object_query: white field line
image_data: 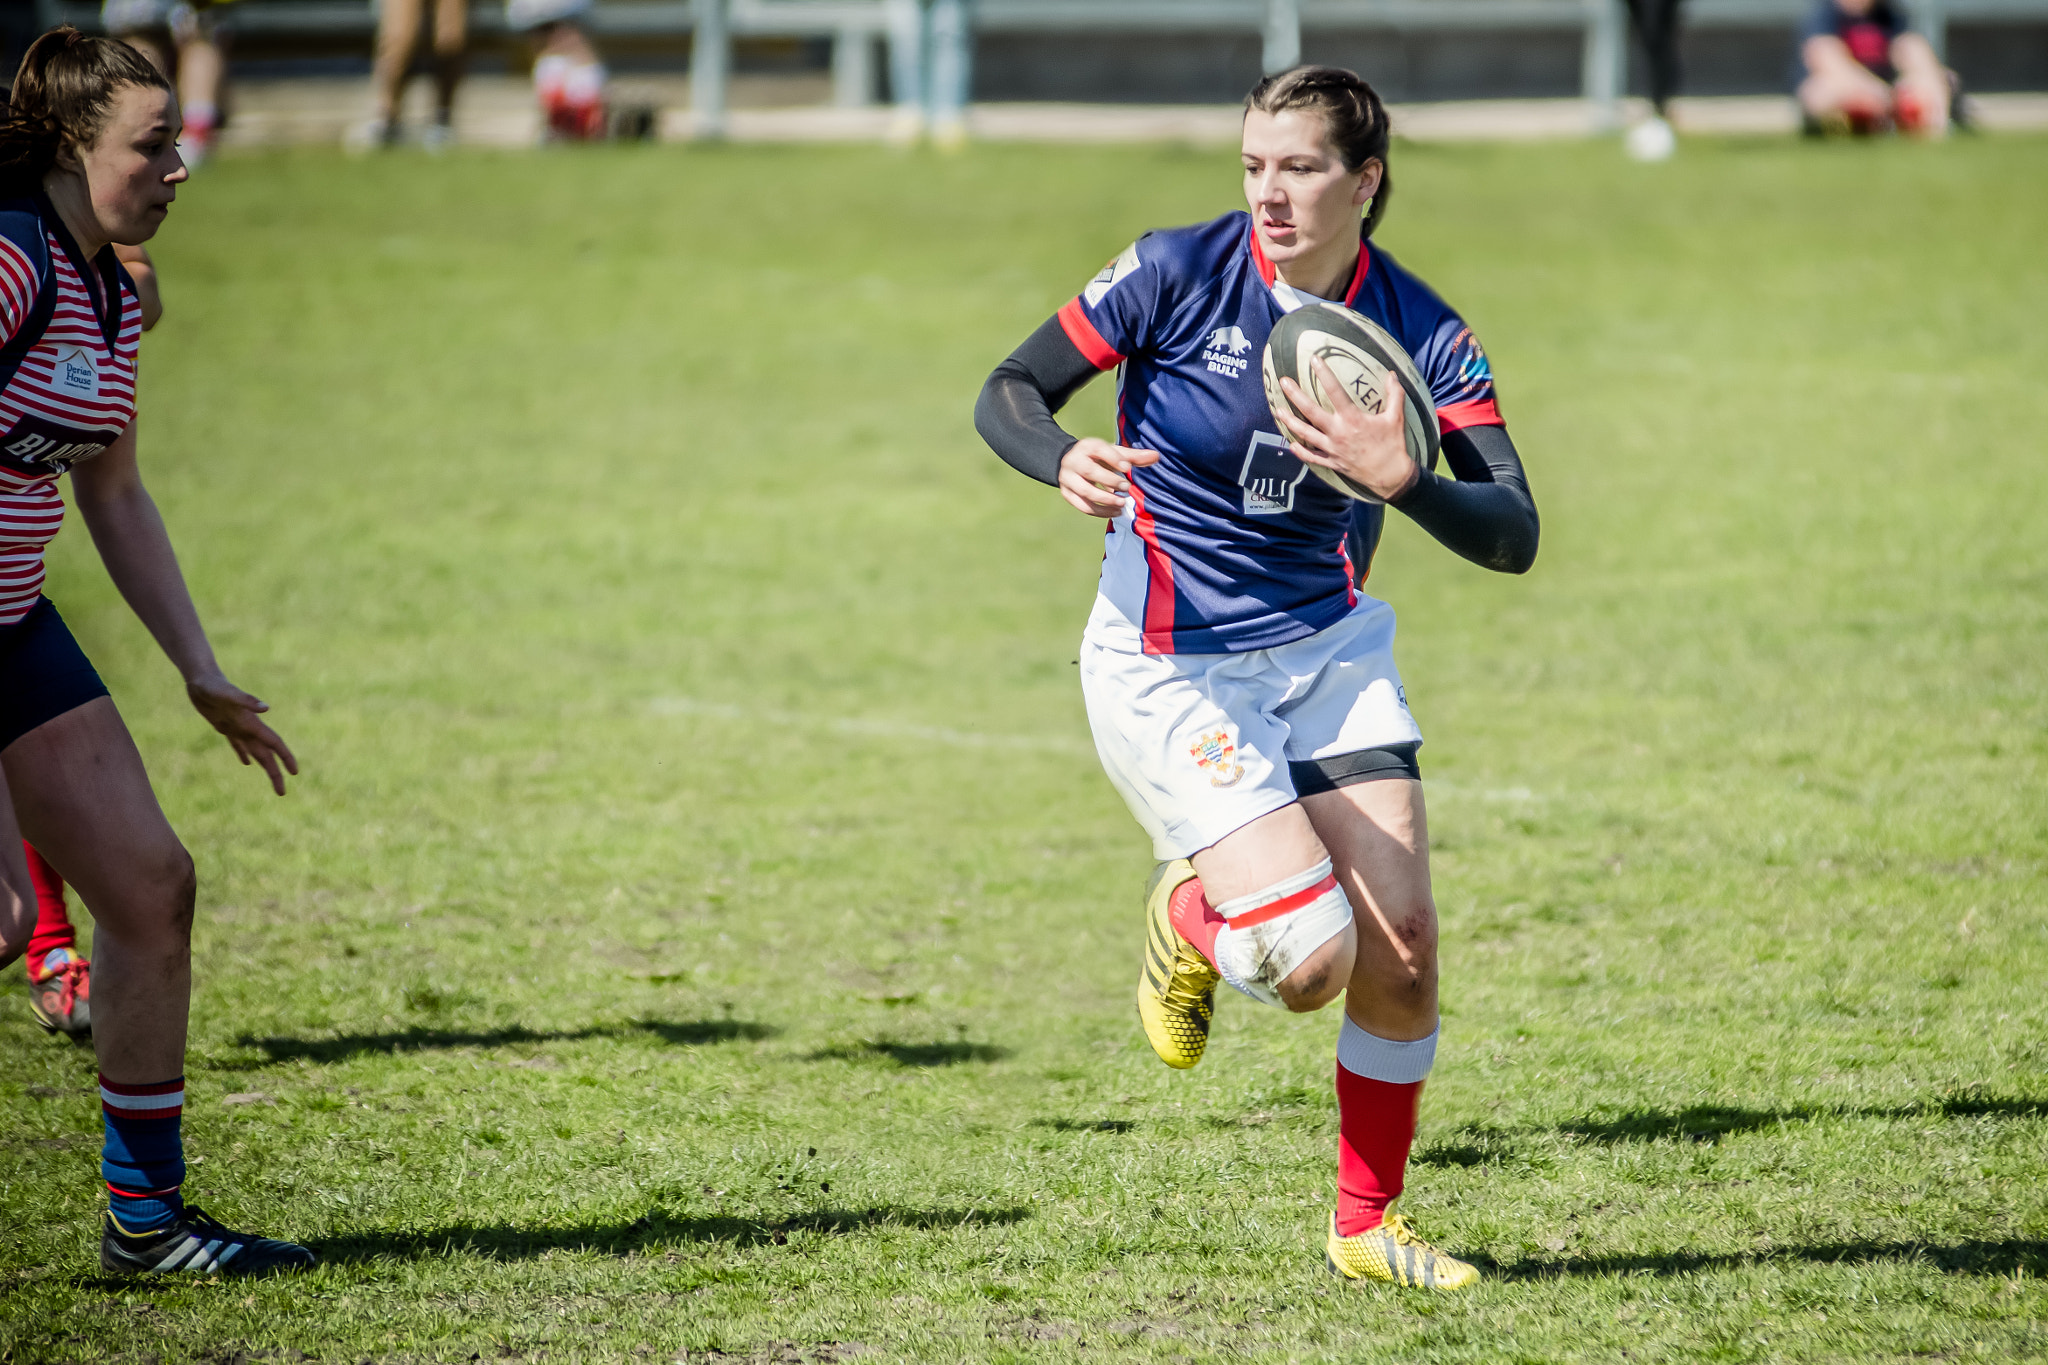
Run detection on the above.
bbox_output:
[648,697,1095,756]
[649,697,1547,799]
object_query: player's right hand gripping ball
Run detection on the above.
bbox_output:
[1262,301,1439,504]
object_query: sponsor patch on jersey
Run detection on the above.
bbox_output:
[1082,241,1142,307]
[53,346,98,398]
[1189,726,1246,788]
[1238,431,1305,516]
[1455,330,1492,388]
[0,413,113,477]
[1202,325,1251,379]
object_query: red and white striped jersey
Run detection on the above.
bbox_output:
[0,222,141,626]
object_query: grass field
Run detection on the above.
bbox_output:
[1,128,2045,1363]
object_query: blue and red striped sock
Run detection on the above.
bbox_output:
[100,1075,186,1234]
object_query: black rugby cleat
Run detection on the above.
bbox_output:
[101,1204,317,1277]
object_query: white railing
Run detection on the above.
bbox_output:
[38,0,2048,132]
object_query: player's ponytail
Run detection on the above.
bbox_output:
[1244,66,1394,238]
[0,27,173,198]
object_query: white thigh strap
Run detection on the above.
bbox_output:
[1212,859,1352,1006]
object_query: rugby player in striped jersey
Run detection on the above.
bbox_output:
[16,244,157,1041]
[0,29,312,1275]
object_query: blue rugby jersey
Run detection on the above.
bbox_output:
[1058,210,1503,655]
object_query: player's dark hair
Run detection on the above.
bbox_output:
[1244,66,1393,238]
[0,27,172,197]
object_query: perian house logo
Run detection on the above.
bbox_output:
[55,347,97,398]
[1202,325,1252,379]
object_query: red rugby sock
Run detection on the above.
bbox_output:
[24,842,77,965]
[1334,1066,1423,1236]
[1167,875,1225,968]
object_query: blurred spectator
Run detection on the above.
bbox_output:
[103,0,230,164]
[0,1,40,85]
[507,0,607,142]
[1623,0,1684,160]
[1797,0,1955,137]
[357,0,467,150]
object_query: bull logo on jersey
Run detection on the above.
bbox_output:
[1189,727,1245,788]
[1239,431,1306,516]
[1202,326,1252,380]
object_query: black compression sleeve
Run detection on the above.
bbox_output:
[974,315,1102,487]
[1388,424,1540,573]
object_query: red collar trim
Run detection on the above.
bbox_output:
[1248,220,1373,304]
[1249,221,1276,285]
[1342,237,1372,305]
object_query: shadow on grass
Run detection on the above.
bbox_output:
[807,1040,1009,1067]
[1487,1236,2048,1281]
[1035,1118,1137,1133]
[317,1204,1031,1264]
[1428,1095,2048,1155]
[219,1018,777,1067]
[1555,1095,2048,1144]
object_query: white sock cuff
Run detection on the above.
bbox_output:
[1336,1017,1439,1084]
[1213,858,1334,920]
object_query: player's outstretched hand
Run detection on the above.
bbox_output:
[1278,359,1419,503]
[186,672,300,796]
[1059,438,1162,519]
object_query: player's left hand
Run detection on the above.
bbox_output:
[1277,358,1419,503]
[186,672,300,796]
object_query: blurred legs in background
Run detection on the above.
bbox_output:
[362,0,468,150]
[103,0,232,164]
[1623,0,1683,159]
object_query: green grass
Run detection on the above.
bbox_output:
[2,129,2046,1363]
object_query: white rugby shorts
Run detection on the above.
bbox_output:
[1079,593,1423,861]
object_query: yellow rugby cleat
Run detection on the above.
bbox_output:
[1325,1204,1481,1291]
[1137,860,1221,1069]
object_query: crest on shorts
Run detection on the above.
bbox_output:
[1189,727,1245,788]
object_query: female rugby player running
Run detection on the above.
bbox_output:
[976,66,1538,1290]
[0,29,313,1275]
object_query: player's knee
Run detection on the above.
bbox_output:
[1212,859,1353,1008]
[1352,899,1436,987]
[126,842,197,948]
[1277,951,1349,1013]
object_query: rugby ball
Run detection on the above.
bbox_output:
[1261,302,1439,504]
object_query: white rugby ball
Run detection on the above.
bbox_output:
[1261,302,1439,504]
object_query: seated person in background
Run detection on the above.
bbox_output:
[507,0,609,141]
[1797,0,1955,137]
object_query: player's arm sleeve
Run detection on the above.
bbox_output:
[974,237,1160,488]
[1388,424,1539,573]
[974,315,1103,488]
[0,237,35,345]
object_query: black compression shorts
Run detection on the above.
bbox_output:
[1290,742,1421,795]
[0,597,110,751]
